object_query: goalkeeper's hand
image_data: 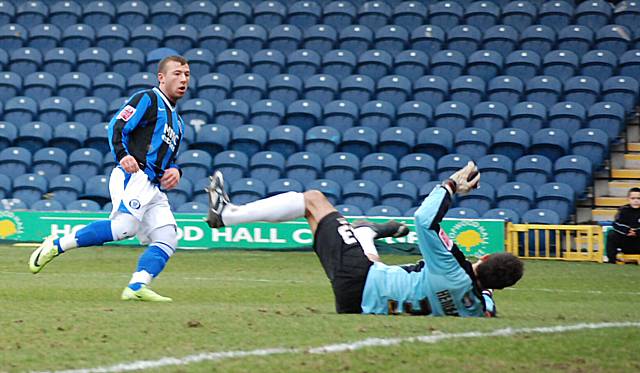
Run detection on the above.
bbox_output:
[446,161,480,194]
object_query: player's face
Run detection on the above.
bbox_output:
[158,61,190,102]
[628,192,640,208]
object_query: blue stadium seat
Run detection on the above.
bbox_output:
[410,25,445,57]
[58,72,91,102]
[374,25,409,55]
[199,25,233,55]
[418,181,443,201]
[61,24,95,53]
[266,125,304,157]
[31,199,64,211]
[190,124,230,156]
[501,1,537,32]
[338,25,373,55]
[525,76,562,108]
[305,126,340,158]
[130,24,163,54]
[393,50,429,81]
[430,50,466,82]
[586,101,626,140]
[218,0,251,28]
[558,25,595,56]
[564,76,601,108]
[554,154,593,199]
[360,152,397,188]
[82,1,116,30]
[520,25,556,56]
[287,49,321,79]
[177,150,212,182]
[359,100,394,133]
[230,178,266,204]
[491,128,530,161]
[602,76,639,113]
[10,47,42,76]
[482,25,519,56]
[214,150,249,186]
[342,179,379,212]
[116,0,148,28]
[50,122,86,154]
[215,99,250,128]
[340,75,375,107]
[530,128,570,163]
[268,74,302,106]
[483,207,520,223]
[230,124,267,158]
[23,72,57,103]
[391,2,427,31]
[496,182,535,217]
[93,73,125,104]
[323,152,359,183]
[68,148,102,178]
[250,99,285,131]
[0,1,15,26]
[428,1,463,28]
[0,121,17,150]
[450,76,486,108]
[571,128,609,168]
[322,49,356,80]
[437,153,472,180]
[150,0,182,28]
[514,154,553,188]
[335,204,363,216]
[64,199,100,211]
[504,50,541,82]
[0,24,27,51]
[613,1,640,30]
[445,207,480,219]
[379,180,417,213]
[447,25,482,58]
[595,24,631,56]
[356,49,393,81]
[538,1,574,32]
[376,75,411,107]
[183,0,217,30]
[95,24,129,54]
[73,96,107,128]
[357,1,392,30]
[535,182,575,223]
[286,100,322,132]
[15,1,48,28]
[285,151,322,184]
[467,50,503,82]
[575,0,612,30]
[303,24,338,55]
[548,102,587,136]
[0,72,22,103]
[322,1,357,30]
[477,154,513,189]
[288,1,321,29]
[268,24,303,55]
[252,49,285,77]
[13,173,47,207]
[0,173,10,200]
[4,97,38,125]
[181,98,215,129]
[233,24,268,54]
[0,146,31,176]
[28,24,61,53]
[176,202,208,213]
[456,182,495,216]
[82,174,110,206]
[323,100,358,133]
[232,73,266,105]
[303,74,338,105]
[189,178,215,205]
[619,49,640,77]
[522,208,561,225]
[471,101,508,135]
[398,153,435,186]
[433,101,471,134]
[198,73,231,103]
[249,151,285,185]
[378,127,415,159]
[216,49,251,79]
[254,1,286,29]
[340,127,378,159]
[32,147,66,181]
[77,47,110,78]
[396,101,432,134]
[306,179,341,205]
[112,47,145,77]
[16,122,52,153]
[542,50,579,81]
[454,127,492,159]
[43,48,76,76]
[85,122,109,155]
[415,127,454,159]
[465,1,500,29]
[166,177,192,211]
[267,178,305,196]
[509,101,547,137]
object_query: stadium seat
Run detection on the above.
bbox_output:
[285,151,322,184]
[360,152,397,188]
[509,101,547,137]
[520,25,556,56]
[43,47,76,76]
[437,154,472,181]
[393,50,429,82]
[286,100,322,132]
[268,24,303,54]
[177,150,212,182]
[342,179,379,212]
[464,1,500,29]
[95,24,129,54]
[375,75,411,107]
[548,102,587,137]
[303,74,338,106]
[378,127,415,159]
[130,24,163,54]
[340,75,376,107]
[501,1,537,32]
[542,50,579,81]
[467,50,503,82]
[77,47,111,78]
[379,180,417,214]
[338,25,373,56]
[215,99,250,128]
[504,50,541,82]
[602,76,639,113]
[249,151,285,186]
[198,73,231,103]
[396,101,432,134]
[445,207,480,219]
[322,49,356,80]
[0,147,31,178]
[496,182,535,217]
[538,1,574,32]
[447,25,482,58]
[82,1,116,30]
[433,101,471,134]
[0,173,10,200]
[0,72,22,103]
[93,73,125,104]
[575,0,612,30]
[183,0,216,30]
[305,179,341,205]
[558,25,595,56]
[180,98,214,130]
[57,72,91,102]
[564,77,601,108]
[335,204,363,216]
[595,25,631,56]
[454,127,492,159]
[477,154,513,189]
[430,50,466,82]
[0,24,27,51]
[28,24,62,53]
[302,24,337,55]
[0,121,17,150]
[31,199,64,212]
[61,24,96,53]
[66,199,101,212]
[232,73,266,105]
[251,49,285,77]
[483,207,520,223]
[522,208,561,224]
[288,1,321,29]
[571,128,609,169]
[199,25,233,55]
[13,173,47,207]
[10,47,42,76]
[357,49,393,81]
[214,150,249,186]
[554,155,593,199]
[613,0,640,29]
[357,1,391,30]
[112,47,145,77]
[323,100,358,133]
[116,0,149,28]
[514,154,553,188]
[265,125,304,158]
[267,178,304,196]
[230,124,267,158]
[619,49,640,78]
[491,128,530,161]
[68,148,102,179]
[415,127,454,160]
[16,122,52,154]
[218,0,251,28]
[450,76,486,108]
[391,1,426,31]
[304,126,340,158]
[287,49,321,80]
[358,100,395,133]
[216,49,250,79]
[233,24,268,54]
[471,101,508,135]
[398,153,435,186]
[15,1,48,28]
[417,181,444,202]
[0,2,16,26]
[456,182,496,216]
[85,123,110,155]
[150,0,182,28]
[374,25,409,55]
[0,198,28,210]
[165,177,192,211]
[176,201,208,213]
[190,124,230,156]
[268,74,302,106]
[339,127,378,159]
[525,76,562,108]
[32,147,66,181]
[230,178,266,204]
[428,1,463,28]
[23,72,57,104]
[587,101,626,140]
[82,175,109,206]
[323,152,359,184]
[4,97,38,125]
[482,25,519,56]
[254,1,286,29]
[322,1,357,30]
[74,97,107,127]
[410,25,445,57]
[249,99,284,131]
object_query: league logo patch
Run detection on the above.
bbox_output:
[117,105,136,121]
[129,199,141,209]
[438,228,453,250]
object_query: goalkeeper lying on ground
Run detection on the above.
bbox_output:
[205,161,523,316]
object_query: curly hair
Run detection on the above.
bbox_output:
[475,253,524,290]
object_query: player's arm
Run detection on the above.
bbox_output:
[612,207,633,236]
[108,92,152,173]
[482,289,497,317]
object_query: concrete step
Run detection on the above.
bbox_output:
[624,153,640,169]
[609,181,640,197]
[595,196,627,207]
[592,208,617,222]
[611,169,640,179]
[628,142,640,152]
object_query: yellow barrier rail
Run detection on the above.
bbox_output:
[506,223,604,262]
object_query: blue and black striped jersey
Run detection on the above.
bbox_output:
[108,87,184,186]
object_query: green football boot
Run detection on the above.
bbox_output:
[29,236,59,274]
[121,285,173,302]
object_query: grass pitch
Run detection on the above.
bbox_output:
[1,244,639,372]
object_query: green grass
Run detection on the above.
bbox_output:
[1,244,639,372]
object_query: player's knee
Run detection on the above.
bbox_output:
[303,190,327,206]
[148,224,178,257]
[111,213,140,240]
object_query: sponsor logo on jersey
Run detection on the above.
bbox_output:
[438,228,453,250]
[129,199,141,209]
[162,123,179,152]
[117,105,136,121]
[436,289,459,316]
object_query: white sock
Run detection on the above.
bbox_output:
[353,227,379,260]
[221,192,306,225]
[58,235,78,252]
[129,270,152,285]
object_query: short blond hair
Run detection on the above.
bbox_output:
[158,55,189,74]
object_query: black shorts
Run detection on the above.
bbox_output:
[313,211,373,314]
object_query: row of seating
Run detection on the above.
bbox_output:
[1,0,638,33]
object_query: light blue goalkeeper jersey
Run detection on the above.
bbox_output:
[361,185,487,317]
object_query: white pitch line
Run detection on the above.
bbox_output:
[38,321,640,373]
